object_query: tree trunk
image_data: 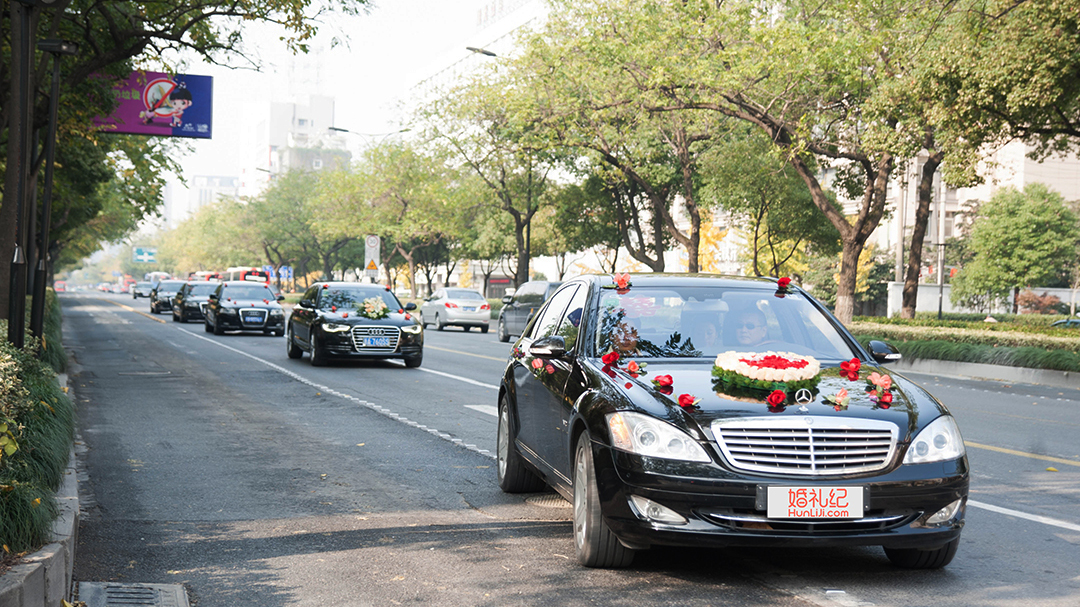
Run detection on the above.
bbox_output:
[901,149,943,319]
[835,240,864,323]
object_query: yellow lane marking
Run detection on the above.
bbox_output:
[97,298,166,324]
[424,344,505,362]
[965,441,1080,468]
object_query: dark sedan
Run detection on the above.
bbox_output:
[149,280,187,314]
[203,281,285,336]
[285,282,423,367]
[498,274,967,569]
[171,281,221,323]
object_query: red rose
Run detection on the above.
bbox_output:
[331,306,337,312]
[653,374,673,387]
[342,312,349,318]
[678,393,699,408]
[602,351,620,366]
[777,277,791,289]
[602,366,617,378]
[766,390,786,406]
[880,392,893,404]
[658,385,673,395]
[546,364,556,374]
[531,359,544,370]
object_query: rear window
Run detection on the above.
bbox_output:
[446,289,485,301]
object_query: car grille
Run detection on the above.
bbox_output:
[199,303,208,315]
[697,508,918,533]
[351,326,401,353]
[239,309,268,326]
[711,417,898,476]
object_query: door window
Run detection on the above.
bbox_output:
[528,286,578,340]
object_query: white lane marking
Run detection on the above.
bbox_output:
[968,499,1080,532]
[418,367,499,391]
[175,327,495,459]
[465,405,498,417]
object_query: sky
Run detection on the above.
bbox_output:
[170,0,492,184]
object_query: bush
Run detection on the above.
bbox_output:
[847,321,1080,351]
[0,303,75,554]
[854,336,1080,373]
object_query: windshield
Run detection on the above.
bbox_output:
[224,285,278,300]
[595,286,856,362]
[319,288,401,311]
[446,289,485,301]
[188,283,219,296]
[157,281,186,292]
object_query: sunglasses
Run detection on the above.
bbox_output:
[739,322,763,330]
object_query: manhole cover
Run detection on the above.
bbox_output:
[526,494,571,508]
[78,582,189,607]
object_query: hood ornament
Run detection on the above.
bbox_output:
[795,388,813,413]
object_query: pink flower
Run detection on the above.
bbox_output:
[777,277,791,289]
[531,359,544,370]
[868,372,892,391]
[766,390,786,407]
[613,273,631,290]
[602,351,620,366]
[835,388,848,401]
[627,360,640,374]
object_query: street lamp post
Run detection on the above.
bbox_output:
[328,126,411,148]
[28,39,78,341]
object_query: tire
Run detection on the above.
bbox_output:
[420,313,428,328]
[171,310,179,322]
[310,333,327,367]
[150,303,158,314]
[204,319,213,333]
[274,329,285,337]
[573,432,635,568]
[213,316,225,335]
[884,537,960,569]
[481,325,489,334]
[286,325,303,359]
[498,317,510,343]
[404,352,423,368]
[497,396,546,493]
[435,313,445,331]
[462,326,470,332]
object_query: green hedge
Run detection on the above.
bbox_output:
[848,321,1080,352]
[854,336,1080,374]
[0,292,75,554]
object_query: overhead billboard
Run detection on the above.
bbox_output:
[95,71,213,139]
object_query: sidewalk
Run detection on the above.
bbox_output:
[888,358,1080,391]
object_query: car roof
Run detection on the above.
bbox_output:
[570,273,782,288]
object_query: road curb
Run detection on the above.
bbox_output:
[0,376,79,607]
[889,358,1080,390]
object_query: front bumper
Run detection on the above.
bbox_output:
[318,327,423,359]
[216,310,285,331]
[592,442,968,551]
[442,309,490,327]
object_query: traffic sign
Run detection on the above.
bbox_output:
[281,266,293,280]
[133,247,157,263]
[364,234,380,278]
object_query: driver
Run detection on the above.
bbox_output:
[734,308,770,347]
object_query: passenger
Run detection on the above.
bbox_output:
[693,320,719,350]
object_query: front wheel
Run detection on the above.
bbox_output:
[213,317,225,335]
[404,352,423,368]
[310,333,327,367]
[573,432,635,568]
[498,318,510,343]
[481,325,489,334]
[204,318,213,333]
[435,313,445,331]
[883,537,960,569]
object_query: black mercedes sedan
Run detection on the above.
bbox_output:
[203,281,286,336]
[498,274,967,569]
[285,282,423,367]
[171,281,221,323]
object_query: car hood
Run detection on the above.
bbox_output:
[317,310,418,325]
[593,360,946,443]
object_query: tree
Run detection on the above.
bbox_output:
[951,184,1079,313]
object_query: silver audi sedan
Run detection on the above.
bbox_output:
[420,288,491,332]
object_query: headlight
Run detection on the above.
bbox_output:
[903,415,965,464]
[186,301,200,308]
[323,323,351,333]
[219,307,237,315]
[269,309,284,317]
[606,411,711,463]
[401,324,422,334]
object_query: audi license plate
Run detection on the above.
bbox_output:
[363,337,391,348]
[241,312,262,322]
[766,486,863,519]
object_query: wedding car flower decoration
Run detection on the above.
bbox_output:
[866,372,894,407]
[603,273,633,294]
[677,393,701,410]
[766,389,787,410]
[823,387,850,411]
[358,297,390,320]
[774,276,792,298]
[840,358,861,381]
[651,374,674,395]
[712,351,822,392]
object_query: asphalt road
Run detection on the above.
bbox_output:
[65,292,1080,606]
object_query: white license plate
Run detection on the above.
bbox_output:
[363,337,391,348]
[463,306,476,312]
[241,313,262,321]
[766,486,863,519]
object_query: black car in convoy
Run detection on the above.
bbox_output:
[498,274,968,569]
[203,281,285,336]
[149,280,187,314]
[285,282,423,367]
[171,281,221,323]
[497,280,562,343]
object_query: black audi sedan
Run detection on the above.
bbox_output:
[149,280,187,314]
[171,281,221,323]
[285,282,423,367]
[498,274,968,569]
[203,281,286,336]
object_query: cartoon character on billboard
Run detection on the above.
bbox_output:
[138,77,194,127]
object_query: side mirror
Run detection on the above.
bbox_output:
[529,335,568,359]
[276,295,285,302]
[502,295,513,305]
[867,340,902,364]
[299,299,313,308]
[207,293,218,301]
[405,302,417,311]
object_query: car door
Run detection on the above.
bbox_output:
[513,284,579,481]
[291,286,321,346]
[205,283,223,324]
[538,283,590,479]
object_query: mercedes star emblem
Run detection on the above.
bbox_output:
[795,389,813,404]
